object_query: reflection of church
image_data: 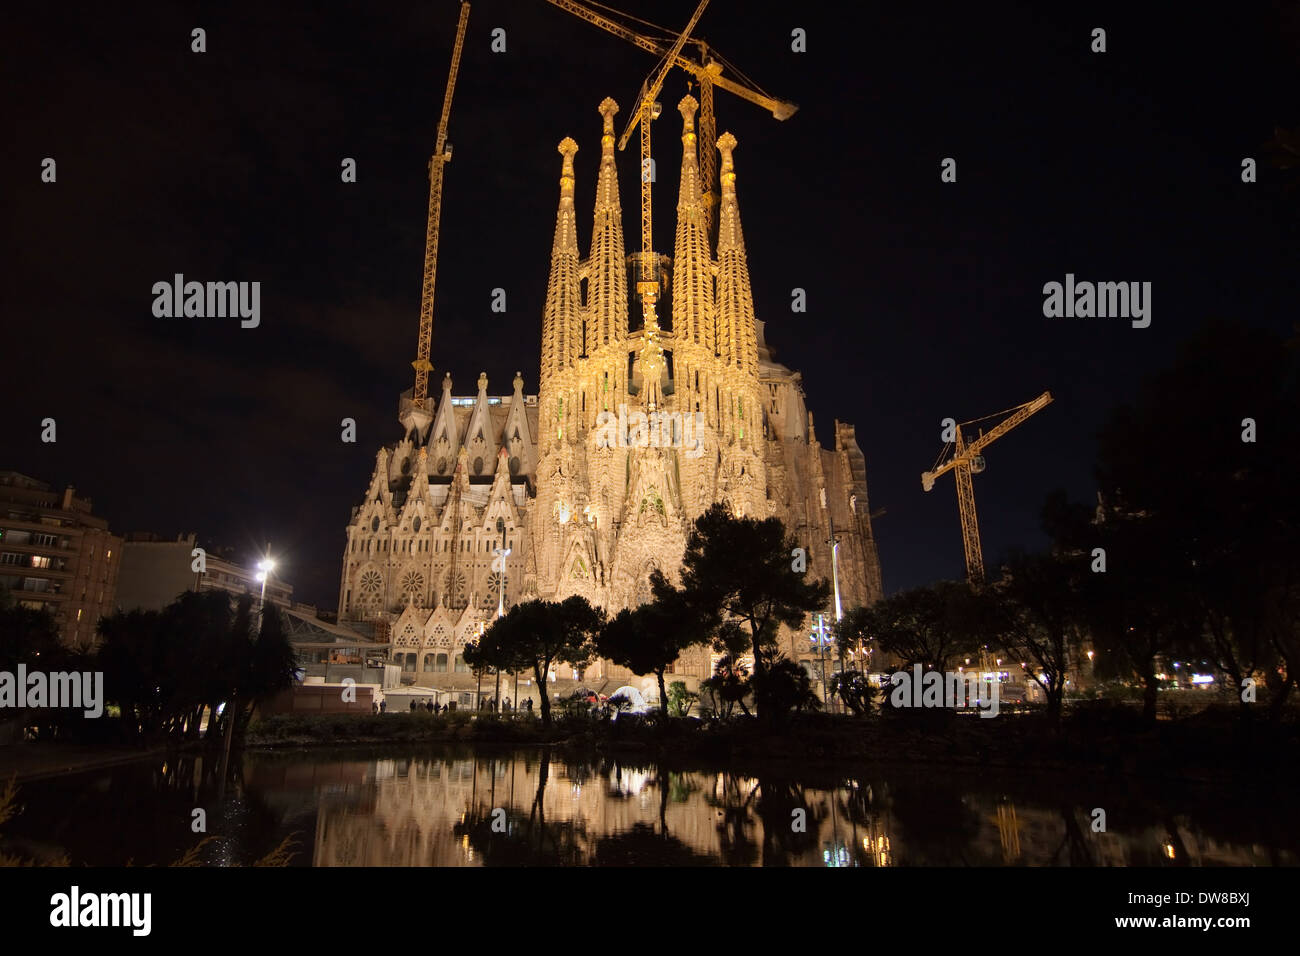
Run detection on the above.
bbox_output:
[293,757,1283,867]
[337,94,883,691]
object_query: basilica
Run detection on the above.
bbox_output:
[337,94,883,698]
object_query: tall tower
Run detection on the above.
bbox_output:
[539,137,581,399]
[711,130,766,516]
[588,99,629,357]
[671,95,715,426]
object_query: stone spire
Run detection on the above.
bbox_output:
[715,131,758,377]
[588,98,629,349]
[672,95,715,354]
[541,137,581,390]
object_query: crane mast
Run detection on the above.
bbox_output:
[544,0,796,242]
[921,391,1054,586]
[411,1,471,412]
[617,0,711,329]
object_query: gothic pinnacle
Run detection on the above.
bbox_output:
[558,136,577,200]
[543,136,583,386]
[590,97,628,348]
[673,93,713,354]
[714,130,758,378]
[678,94,698,139]
[717,131,738,198]
[598,97,619,156]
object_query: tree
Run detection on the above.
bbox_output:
[753,654,821,724]
[0,585,65,672]
[238,602,298,734]
[467,596,604,726]
[988,550,1087,724]
[97,607,173,742]
[834,605,874,673]
[828,669,877,716]
[0,587,86,739]
[97,591,296,746]
[597,570,711,717]
[1083,320,1300,719]
[666,680,699,717]
[700,654,751,719]
[676,505,829,723]
[862,581,983,674]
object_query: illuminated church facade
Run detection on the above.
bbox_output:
[337,95,883,695]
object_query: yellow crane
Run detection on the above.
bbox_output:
[612,0,711,326]
[411,1,471,412]
[544,0,797,241]
[921,391,1054,586]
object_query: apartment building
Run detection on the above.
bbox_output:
[0,471,121,648]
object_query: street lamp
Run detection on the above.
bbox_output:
[821,488,844,713]
[810,614,834,712]
[220,548,273,801]
[256,556,275,609]
[492,519,512,713]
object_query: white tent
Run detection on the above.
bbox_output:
[609,685,650,713]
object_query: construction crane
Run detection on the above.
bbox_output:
[613,0,711,327]
[544,0,797,241]
[411,1,471,412]
[921,391,1054,586]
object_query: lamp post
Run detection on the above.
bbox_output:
[219,547,274,800]
[821,488,844,713]
[492,519,511,713]
[476,620,485,711]
[256,557,275,608]
[811,614,833,712]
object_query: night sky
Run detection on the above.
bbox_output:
[6,1,1298,611]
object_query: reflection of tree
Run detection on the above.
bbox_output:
[454,750,588,866]
[887,782,980,865]
[1051,806,1095,867]
[594,823,715,866]
[667,772,700,805]
[836,779,889,867]
[704,773,760,866]
[755,776,826,866]
[3,758,300,866]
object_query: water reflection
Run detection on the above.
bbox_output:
[8,748,1296,867]
[271,750,1295,867]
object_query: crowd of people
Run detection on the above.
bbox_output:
[369,695,536,715]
